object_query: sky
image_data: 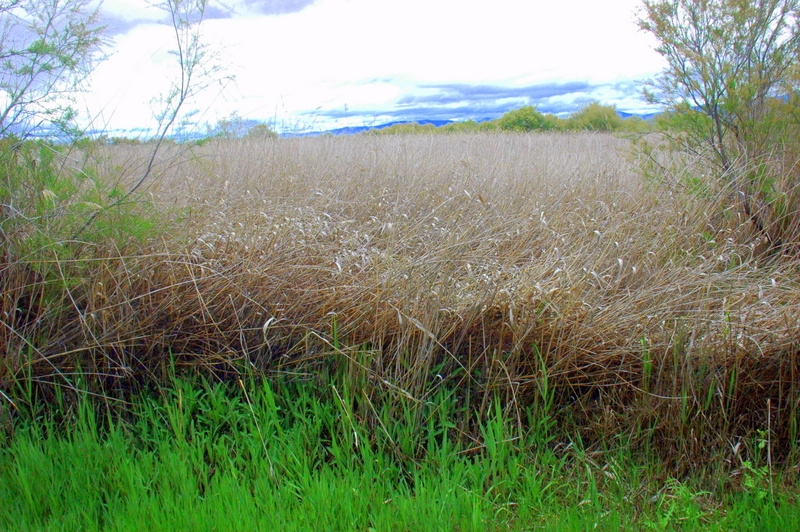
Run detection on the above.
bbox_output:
[84,0,667,136]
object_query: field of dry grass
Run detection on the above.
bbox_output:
[3,132,800,468]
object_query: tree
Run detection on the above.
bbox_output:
[76,0,227,237]
[639,0,800,251]
[0,0,104,139]
[498,106,553,132]
[245,123,278,139]
[210,112,247,139]
[568,102,623,131]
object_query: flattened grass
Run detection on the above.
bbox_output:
[2,132,800,472]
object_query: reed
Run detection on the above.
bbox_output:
[2,132,799,468]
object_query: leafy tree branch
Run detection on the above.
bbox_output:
[76,0,231,237]
[639,0,800,252]
[0,0,104,138]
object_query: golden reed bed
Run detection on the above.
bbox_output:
[3,132,799,467]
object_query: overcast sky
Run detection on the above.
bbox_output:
[84,0,666,135]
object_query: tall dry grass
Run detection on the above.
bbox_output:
[2,132,799,468]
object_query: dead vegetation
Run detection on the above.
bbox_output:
[2,132,799,468]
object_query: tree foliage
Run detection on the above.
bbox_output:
[368,105,648,136]
[245,123,278,139]
[568,102,624,131]
[497,106,554,132]
[0,0,104,138]
[639,0,800,251]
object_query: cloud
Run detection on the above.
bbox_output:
[194,0,319,20]
[394,82,592,108]
[298,80,653,127]
[98,0,318,36]
[97,0,161,36]
[236,0,318,16]
[84,0,665,134]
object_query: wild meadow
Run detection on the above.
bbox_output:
[2,132,799,529]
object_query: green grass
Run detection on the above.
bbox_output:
[2,375,797,531]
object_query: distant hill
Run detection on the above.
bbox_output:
[285,119,456,137]
[283,111,660,138]
[91,110,662,141]
[617,110,659,121]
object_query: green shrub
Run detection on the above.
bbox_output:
[245,123,278,139]
[497,106,554,132]
[567,102,624,132]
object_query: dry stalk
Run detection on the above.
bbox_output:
[3,133,800,465]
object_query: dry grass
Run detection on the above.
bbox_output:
[3,132,800,468]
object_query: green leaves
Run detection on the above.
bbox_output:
[0,0,104,139]
[497,106,553,132]
[568,102,624,132]
[640,0,800,251]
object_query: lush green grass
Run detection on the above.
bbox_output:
[1,376,797,531]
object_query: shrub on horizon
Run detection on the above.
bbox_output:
[497,106,554,132]
[567,102,624,132]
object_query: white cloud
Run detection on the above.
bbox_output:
[99,0,161,22]
[81,0,665,134]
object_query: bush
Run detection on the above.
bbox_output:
[497,106,554,132]
[567,102,624,132]
[246,123,278,139]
